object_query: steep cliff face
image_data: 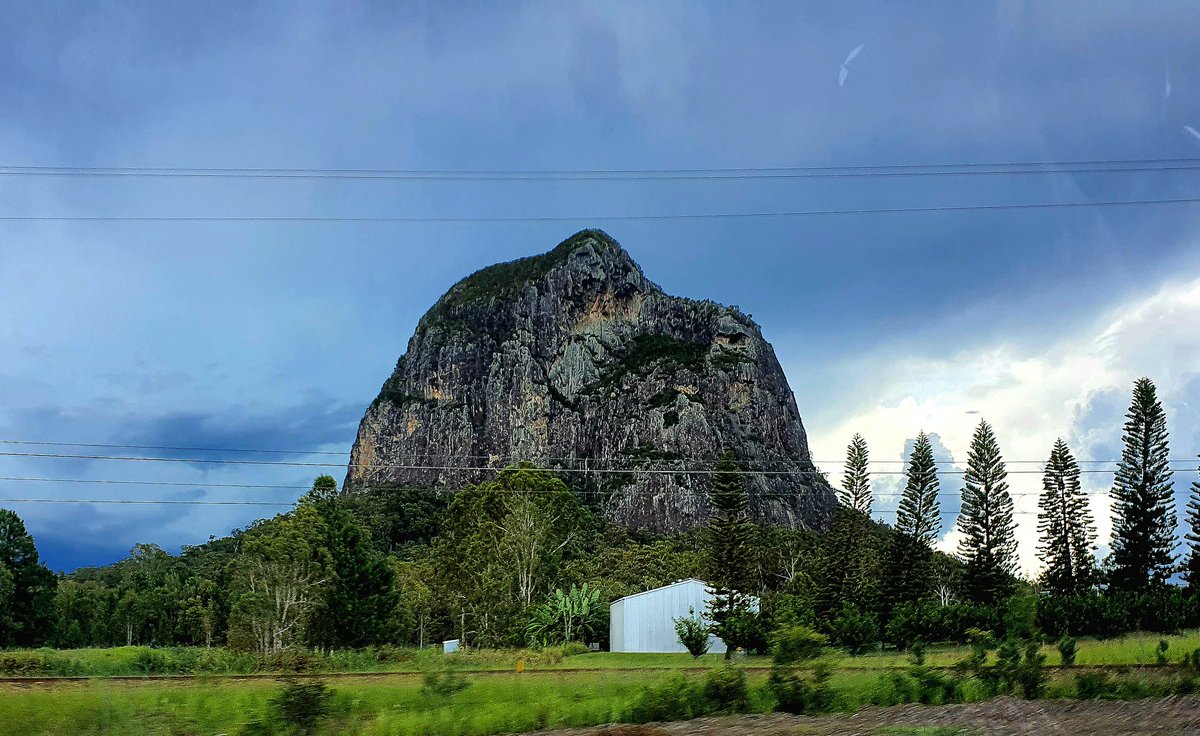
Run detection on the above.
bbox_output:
[345,230,835,533]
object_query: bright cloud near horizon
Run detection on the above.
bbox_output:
[3,2,1200,571]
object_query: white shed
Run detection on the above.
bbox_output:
[609,578,757,654]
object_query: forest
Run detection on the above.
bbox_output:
[0,376,1198,659]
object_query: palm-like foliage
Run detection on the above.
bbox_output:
[525,583,605,646]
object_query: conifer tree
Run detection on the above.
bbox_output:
[957,420,1018,606]
[1185,454,1200,592]
[884,432,941,607]
[897,432,941,545]
[840,433,872,514]
[705,449,755,658]
[1109,377,1176,592]
[1036,439,1096,594]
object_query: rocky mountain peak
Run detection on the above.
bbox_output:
[346,229,836,533]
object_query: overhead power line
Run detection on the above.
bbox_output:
[4,196,1200,223]
[0,475,1109,497]
[4,437,1196,465]
[0,496,1046,514]
[3,449,1197,476]
[2,157,1200,181]
[0,439,347,456]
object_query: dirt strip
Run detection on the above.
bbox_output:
[536,696,1200,736]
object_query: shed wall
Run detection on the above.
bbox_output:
[608,580,728,654]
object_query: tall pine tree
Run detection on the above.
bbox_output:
[897,432,941,545]
[956,420,1017,606]
[1036,439,1096,594]
[1109,377,1176,592]
[840,433,872,514]
[884,432,941,608]
[1186,454,1200,592]
[705,449,755,658]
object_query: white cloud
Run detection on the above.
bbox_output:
[804,270,1200,576]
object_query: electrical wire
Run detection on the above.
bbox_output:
[3,157,1199,181]
[5,196,1200,223]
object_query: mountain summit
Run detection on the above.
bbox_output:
[345,230,835,532]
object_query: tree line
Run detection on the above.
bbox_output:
[0,376,1197,654]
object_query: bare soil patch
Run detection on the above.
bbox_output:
[537,696,1200,736]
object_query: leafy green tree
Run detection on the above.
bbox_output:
[0,509,56,646]
[1037,439,1096,594]
[390,557,436,647]
[1186,454,1200,592]
[1109,377,1176,592]
[228,505,331,653]
[839,434,871,514]
[433,464,589,647]
[705,449,755,659]
[956,420,1017,606]
[302,477,398,649]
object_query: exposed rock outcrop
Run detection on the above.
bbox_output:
[345,230,835,533]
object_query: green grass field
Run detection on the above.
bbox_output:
[4,628,1199,679]
[2,632,1198,735]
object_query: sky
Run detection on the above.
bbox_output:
[2,1,1200,573]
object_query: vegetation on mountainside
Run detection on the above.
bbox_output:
[430,229,618,317]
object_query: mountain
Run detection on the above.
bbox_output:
[344,230,836,533]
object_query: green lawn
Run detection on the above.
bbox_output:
[0,671,689,736]
[0,658,1188,736]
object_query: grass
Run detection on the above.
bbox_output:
[0,671,682,736]
[0,657,1193,735]
[5,628,1200,679]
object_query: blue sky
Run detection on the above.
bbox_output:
[2,1,1200,572]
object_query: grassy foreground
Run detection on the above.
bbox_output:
[4,629,1200,679]
[0,663,1189,736]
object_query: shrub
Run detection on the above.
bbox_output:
[1156,639,1170,665]
[702,665,749,713]
[768,662,833,714]
[910,664,959,705]
[626,674,704,723]
[420,669,470,698]
[1075,672,1113,699]
[909,638,927,666]
[673,609,710,659]
[828,604,878,655]
[241,680,334,735]
[1056,634,1077,666]
[562,642,591,657]
[769,625,827,666]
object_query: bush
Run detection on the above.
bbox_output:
[828,604,878,655]
[702,665,749,713]
[1156,639,1170,665]
[562,642,591,657]
[1075,672,1112,699]
[265,681,333,729]
[420,669,470,698]
[1056,634,1077,666]
[768,662,833,714]
[626,674,704,723]
[769,625,826,666]
[909,664,959,705]
[673,609,710,659]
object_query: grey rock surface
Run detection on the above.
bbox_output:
[345,230,835,533]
